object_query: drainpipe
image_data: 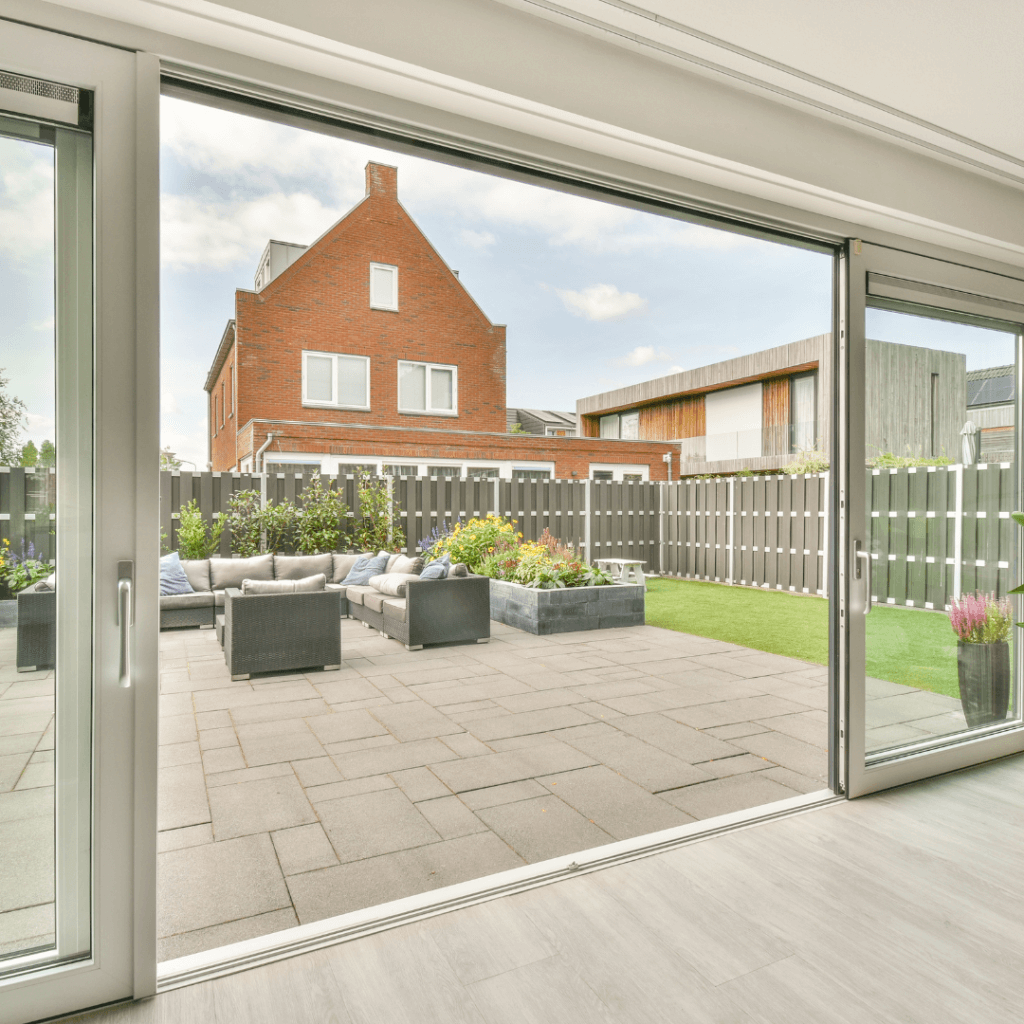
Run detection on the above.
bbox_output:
[254,431,281,474]
[662,451,673,482]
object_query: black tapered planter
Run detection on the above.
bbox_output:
[956,641,1010,728]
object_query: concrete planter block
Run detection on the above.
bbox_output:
[0,600,16,629]
[488,578,644,635]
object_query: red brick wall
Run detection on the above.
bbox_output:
[209,342,236,470]
[213,162,507,470]
[247,419,674,480]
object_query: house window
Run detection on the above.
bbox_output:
[512,468,551,480]
[545,427,575,437]
[302,350,370,409]
[338,463,377,476]
[790,372,817,453]
[221,381,226,426]
[467,467,500,478]
[266,461,322,476]
[370,262,398,310]
[212,394,217,437]
[427,466,462,477]
[228,365,233,417]
[598,411,639,439]
[398,361,457,415]
[592,470,613,481]
[383,463,418,476]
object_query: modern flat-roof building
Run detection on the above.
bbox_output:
[967,365,1015,463]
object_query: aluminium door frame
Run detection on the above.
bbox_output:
[844,239,1024,799]
[0,23,160,1024]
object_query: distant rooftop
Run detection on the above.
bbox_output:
[967,365,1014,407]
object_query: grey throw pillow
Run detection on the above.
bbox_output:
[180,558,212,593]
[419,553,450,580]
[390,554,424,575]
[241,573,326,595]
[447,562,469,578]
[342,552,390,585]
[160,552,193,596]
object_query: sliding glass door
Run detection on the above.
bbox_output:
[0,25,158,1024]
[844,241,1024,797]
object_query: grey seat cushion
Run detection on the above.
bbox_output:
[344,585,374,607]
[180,558,212,592]
[242,573,326,595]
[160,592,215,610]
[382,598,406,622]
[332,552,372,584]
[363,591,388,613]
[215,590,225,608]
[210,554,274,590]
[368,573,421,597]
[325,583,347,595]
[274,553,333,581]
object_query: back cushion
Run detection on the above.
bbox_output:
[332,552,369,584]
[368,573,422,597]
[274,553,333,581]
[180,558,211,593]
[241,573,326,595]
[389,554,424,576]
[210,553,274,590]
[384,552,402,573]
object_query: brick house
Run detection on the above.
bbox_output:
[205,161,675,481]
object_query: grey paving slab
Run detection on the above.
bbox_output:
[206,763,293,789]
[304,775,395,805]
[459,780,549,810]
[285,832,525,924]
[694,753,773,779]
[331,737,460,779]
[757,766,828,795]
[0,750,31,793]
[370,701,466,741]
[198,726,238,751]
[235,719,325,767]
[192,681,320,714]
[0,732,41,756]
[195,709,232,730]
[466,706,595,742]
[704,722,771,740]
[208,773,317,841]
[474,795,613,862]
[613,712,745,764]
[539,765,694,839]
[157,823,214,853]
[755,711,829,747]
[389,766,451,803]
[440,732,493,758]
[306,709,389,745]
[160,713,198,746]
[158,907,299,963]
[733,730,828,781]
[229,698,332,725]
[564,679,658,702]
[316,788,441,863]
[16,759,54,789]
[410,675,532,707]
[491,688,584,713]
[429,741,597,794]
[157,833,291,937]
[0,812,53,913]
[552,723,714,794]
[0,786,52,823]
[291,756,343,788]
[660,773,803,819]
[271,823,339,875]
[313,678,385,704]
[158,763,211,832]
[664,695,811,731]
[201,746,247,774]
[415,796,488,839]
[159,740,202,768]
[0,903,54,956]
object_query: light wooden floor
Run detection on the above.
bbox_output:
[67,752,1024,1024]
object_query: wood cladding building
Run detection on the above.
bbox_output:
[578,334,967,476]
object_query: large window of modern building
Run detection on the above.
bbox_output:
[599,410,639,439]
[790,372,817,453]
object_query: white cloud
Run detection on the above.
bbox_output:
[32,317,54,332]
[24,411,54,444]
[161,192,342,271]
[554,283,647,322]
[616,345,674,367]
[665,365,684,374]
[460,228,496,249]
[0,138,54,260]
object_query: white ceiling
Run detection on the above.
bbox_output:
[498,0,1024,180]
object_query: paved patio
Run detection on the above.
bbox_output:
[0,615,969,963]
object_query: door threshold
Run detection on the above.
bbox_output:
[157,788,838,992]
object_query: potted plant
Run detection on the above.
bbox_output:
[948,591,1012,727]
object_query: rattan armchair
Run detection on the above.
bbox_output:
[16,584,56,671]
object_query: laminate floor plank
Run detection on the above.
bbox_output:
[53,754,1024,1024]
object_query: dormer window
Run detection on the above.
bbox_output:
[370,263,398,310]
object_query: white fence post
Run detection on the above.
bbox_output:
[727,476,735,585]
[953,463,964,602]
[821,470,830,599]
[584,478,592,565]
[659,481,666,577]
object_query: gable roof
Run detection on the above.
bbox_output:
[966,365,1014,407]
[204,319,235,392]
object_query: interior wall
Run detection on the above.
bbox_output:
[7,0,1024,271]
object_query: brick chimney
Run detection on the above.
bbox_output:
[365,162,398,198]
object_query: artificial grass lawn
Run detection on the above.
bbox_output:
[645,577,966,699]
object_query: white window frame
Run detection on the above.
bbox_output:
[370,261,398,310]
[302,349,371,410]
[397,359,459,416]
[588,463,650,481]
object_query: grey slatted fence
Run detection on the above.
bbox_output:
[0,467,56,564]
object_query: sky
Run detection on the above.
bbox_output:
[0,98,1016,470]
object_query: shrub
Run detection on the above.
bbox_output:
[423,514,519,568]
[354,473,406,553]
[948,592,1012,644]
[261,498,298,554]
[0,538,51,593]
[869,447,952,469]
[475,530,615,589]
[226,489,262,557]
[176,499,225,560]
[296,477,349,554]
[780,447,830,474]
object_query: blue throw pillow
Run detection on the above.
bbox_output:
[160,551,194,596]
[342,552,389,586]
[420,553,451,580]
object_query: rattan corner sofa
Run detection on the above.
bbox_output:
[16,582,56,671]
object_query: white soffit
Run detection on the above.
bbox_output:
[496,0,1024,187]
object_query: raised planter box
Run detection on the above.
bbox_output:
[488,578,644,635]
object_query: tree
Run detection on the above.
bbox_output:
[38,440,55,468]
[19,440,38,466]
[160,447,182,470]
[0,369,26,466]
[508,422,527,434]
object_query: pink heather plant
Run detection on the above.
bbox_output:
[948,592,1012,644]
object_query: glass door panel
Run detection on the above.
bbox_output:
[846,240,1024,798]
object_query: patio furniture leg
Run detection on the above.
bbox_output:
[200,623,215,629]
[405,644,423,651]
[476,637,490,643]
[18,665,38,673]
[231,673,250,681]
[323,663,341,671]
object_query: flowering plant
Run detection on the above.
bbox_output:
[948,592,1012,644]
[421,515,519,567]
[0,538,52,593]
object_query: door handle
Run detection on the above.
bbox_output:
[117,560,134,688]
[854,542,871,616]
